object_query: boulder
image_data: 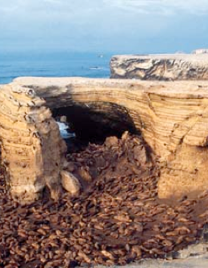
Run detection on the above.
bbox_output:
[61,170,81,195]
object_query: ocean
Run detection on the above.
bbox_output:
[0,51,112,85]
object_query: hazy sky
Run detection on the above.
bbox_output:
[1,0,208,53]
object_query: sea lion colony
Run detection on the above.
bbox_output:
[0,132,208,267]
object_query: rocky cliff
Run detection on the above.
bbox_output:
[110,54,208,80]
[0,83,66,203]
[9,77,208,200]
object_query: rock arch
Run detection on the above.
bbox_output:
[1,77,208,202]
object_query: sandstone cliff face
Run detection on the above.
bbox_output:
[0,83,66,203]
[110,54,208,80]
[12,77,208,200]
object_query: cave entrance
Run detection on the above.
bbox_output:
[52,102,139,153]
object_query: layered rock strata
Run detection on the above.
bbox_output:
[110,54,208,80]
[12,77,208,200]
[0,83,66,202]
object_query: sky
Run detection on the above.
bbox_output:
[0,0,208,54]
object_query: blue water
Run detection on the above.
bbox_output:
[0,51,112,85]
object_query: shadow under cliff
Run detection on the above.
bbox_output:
[52,101,139,145]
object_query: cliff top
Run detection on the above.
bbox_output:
[111,53,208,65]
[13,77,208,99]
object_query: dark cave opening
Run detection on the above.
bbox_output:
[52,102,139,152]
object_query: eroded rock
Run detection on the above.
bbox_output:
[0,83,66,203]
[13,77,208,200]
[110,54,208,80]
[2,77,208,200]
